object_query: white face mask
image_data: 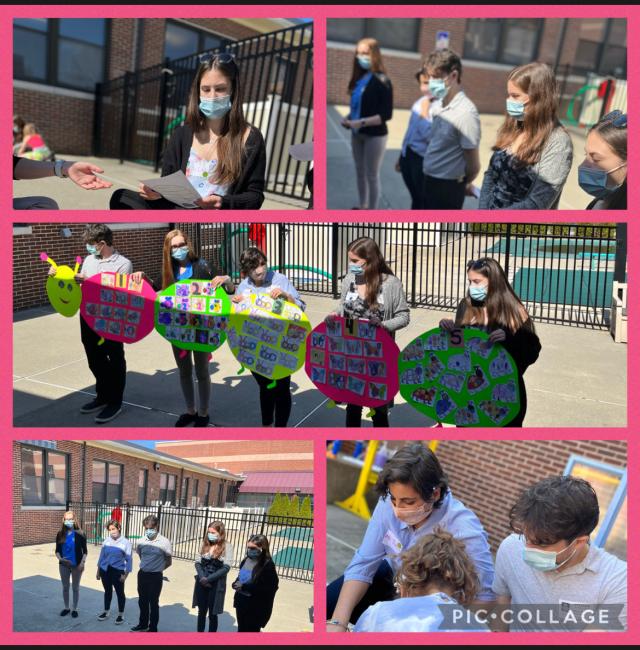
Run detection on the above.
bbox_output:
[392,501,434,526]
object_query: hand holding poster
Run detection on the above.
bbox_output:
[398,326,520,426]
[39,253,82,317]
[305,316,399,408]
[227,293,311,380]
[154,280,232,352]
[81,272,156,343]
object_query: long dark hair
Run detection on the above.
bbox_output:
[56,510,83,544]
[460,258,533,334]
[200,520,227,559]
[245,534,273,581]
[184,56,248,186]
[347,237,394,309]
[589,117,627,210]
[348,37,385,93]
[494,62,567,168]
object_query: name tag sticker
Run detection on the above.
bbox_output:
[382,529,403,554]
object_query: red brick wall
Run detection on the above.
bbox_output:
[337,439,627,554]
[327,18,599,113]
[13,441,235,546]
[156,440,314,473]
[13,223,169,312]
[109,19,136,79]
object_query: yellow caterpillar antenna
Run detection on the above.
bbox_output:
[39,252,58,271]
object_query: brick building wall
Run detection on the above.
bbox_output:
[13,223,170,311]
[327,18,585,113]
[156,440,314,474]
[335,439,627,554]
[13,441,238,547]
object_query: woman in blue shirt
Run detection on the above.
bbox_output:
[96,519,133,625]
[326,443,495,632]
[54,511,88,618]
[232,247,306,427]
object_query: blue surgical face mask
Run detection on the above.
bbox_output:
[207,533,220,543]
[171,246,189,262]
[469,284,488,302]
[199,95,232,120]
[86,243,100,256]
[145,529,157,540]
[522,539,579,572]
[349,262,365,275]
[247,548,262,560]
[64,520,74,528]
[428,78,448,101]
[356,55,371,70]
[506,99,526,121]
[578,163,626,199]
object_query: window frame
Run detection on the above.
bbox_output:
[563,455,627,549]
[163,19,228,62]
[20,443,69,507]
[91,459,124,504]
[327,18,420,53]
[463,18,543,66]
[13,17,110,92]
[138,468,148,506]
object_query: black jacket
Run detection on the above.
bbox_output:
[348,73,393,137]
[192,554,230,615]
[232,558,279,629]
[55,529,88,566]
[455,300,541,427]
[161,124,266,210]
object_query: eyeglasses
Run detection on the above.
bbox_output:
[198,52,237,65]
[599,110,627,128]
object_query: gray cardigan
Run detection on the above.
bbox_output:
[333,273,410,334]
[479,126,573,209]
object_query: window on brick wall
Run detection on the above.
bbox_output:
[573,19,627,77]
[13,18,109,92]
[564,455,627,561]
[204,481,211,507]
[92,460,123,504]
[464,19,542,66]
[138,469,148,506]
[181,477,190,507]
[21,444,69,506]
[164,21,226,61]
[327,18,420,53]
[159,473,177,505]
[192,479,199,507]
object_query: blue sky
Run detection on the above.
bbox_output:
[129,440,157,449]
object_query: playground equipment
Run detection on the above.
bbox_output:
[332,440,439,521]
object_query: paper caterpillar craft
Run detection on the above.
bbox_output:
[39,253,83,317]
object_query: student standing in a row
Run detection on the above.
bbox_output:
[55,511,88,619]
[97,519,132,625]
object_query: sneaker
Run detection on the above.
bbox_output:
[175,412,197,427]
[80,398,106,414]
[71,611,78,618]
[147,628,158,633]
[97,611,109,621]
[115,615,124,625]
[194,414,210,427]
[95,404,122,424]
[130,624,149,632]
[60,609,70,617]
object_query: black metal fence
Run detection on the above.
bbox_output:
[93,22,313,201]
[177,222,621,330]
[68,501,314,583]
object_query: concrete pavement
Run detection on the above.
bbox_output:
[13,294,626,428]
[12,543,313,633]
[13,154,307,211]
[327,104,591,210]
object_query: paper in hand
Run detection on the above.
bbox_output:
[141,171,202,209]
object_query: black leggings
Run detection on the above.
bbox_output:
[251,372,292,427]
[197,610,218,633]
[100,566,126,612]
[345,403,389,428]
[236,608,262,632]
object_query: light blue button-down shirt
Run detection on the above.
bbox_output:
[343,491,496,602]
[401,96,438,158]
[236,269,306,310]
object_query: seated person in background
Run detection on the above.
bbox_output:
[17,123,53,161]
[354,529,488,632]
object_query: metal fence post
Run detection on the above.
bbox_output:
[154,57,171,173]
[94,501,99,546]
[118,71,132,164]
[614,223,627,282]
[331,223,339,298]
[410,222,418,308]
[504,223,512,280]
[599,78,615,121]
[92,81,103,157]
[260,511,266,536]
[124,503,130,539]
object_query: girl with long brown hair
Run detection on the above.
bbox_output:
[54,511,88,619]
[440,257,541,426]
[132,229,234,427]
[192,521,231,632]
[340,38,393,209]
[232,534,279,632]
[110,52,266,210]
[325,236,410,427]
[479,62,573,210]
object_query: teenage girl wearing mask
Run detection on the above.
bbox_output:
[55,511,88,619]
[440,258,541,427]
[325,237,410,428]
[578,110,627,209]
[341,38,393,209]
[193,521,231,632]
[96,519,132,625]
[479,62,573,210]
[232,534,279,632]
[110,53,266,210]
